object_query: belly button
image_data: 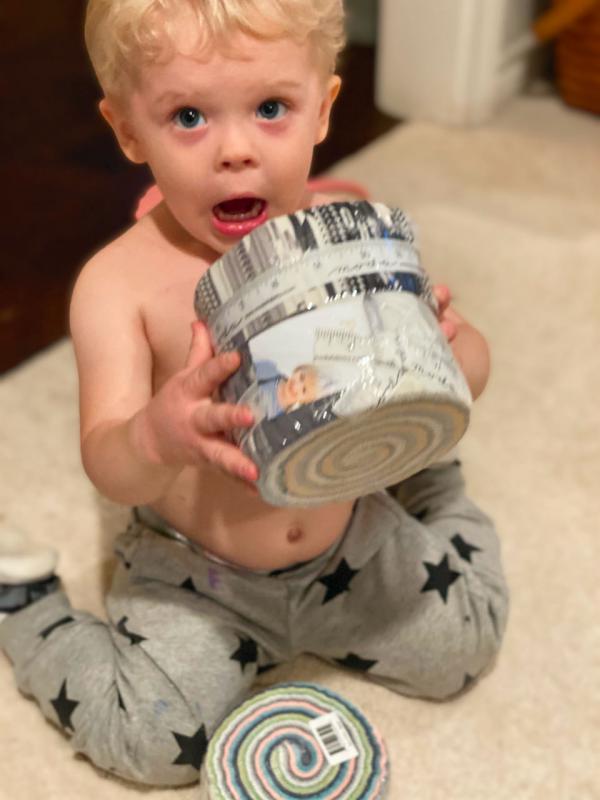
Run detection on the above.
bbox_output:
[286,526,303,543]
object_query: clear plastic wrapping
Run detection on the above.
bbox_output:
[195,202,471,506]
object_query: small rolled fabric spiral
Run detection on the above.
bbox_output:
[199,682,389,800]
[195,201,471,507]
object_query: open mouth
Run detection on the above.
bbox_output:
[211,197,268,238]
[213,197,266,222]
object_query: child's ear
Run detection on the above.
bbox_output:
[99,97,146,164]
[315,75,342,145]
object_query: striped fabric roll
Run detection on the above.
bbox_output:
[195,202,471,506]
[199,682,389,800]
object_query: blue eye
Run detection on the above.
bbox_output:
[257,100,286,120]
[174,107,206,129]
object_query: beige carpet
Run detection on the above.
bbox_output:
[1,91,599,799]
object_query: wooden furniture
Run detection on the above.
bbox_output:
[551,0,600,114]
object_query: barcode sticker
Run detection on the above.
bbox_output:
[308,712,359,766]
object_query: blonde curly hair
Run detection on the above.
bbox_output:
[85,0,346,98]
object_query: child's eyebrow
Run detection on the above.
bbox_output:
[263,80,303,92]
[153,90,192,108]
[153,80,303,107]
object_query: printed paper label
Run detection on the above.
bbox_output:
[308,712,359,766]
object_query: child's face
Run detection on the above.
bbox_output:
[284,367,319,407]
[102,31,340,257]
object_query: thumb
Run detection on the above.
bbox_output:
[186,320,213,369]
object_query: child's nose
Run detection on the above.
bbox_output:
[216,126,258,171]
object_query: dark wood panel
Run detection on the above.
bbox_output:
[313,45,398,174]
[0,3,398,373]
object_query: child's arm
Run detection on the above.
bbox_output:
[433,285,490,401]
[69,253,256,507]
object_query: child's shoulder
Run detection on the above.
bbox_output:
[306,190,338,208]
[72,214,175,300]
[69,217,168,335]
[70,229,123,299]
[77,219,150,281]
[305,175,371,209]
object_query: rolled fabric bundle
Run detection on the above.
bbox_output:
[195,201,471,507]
[199,682,389,800]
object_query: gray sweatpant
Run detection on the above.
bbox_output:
[0,463,508,787]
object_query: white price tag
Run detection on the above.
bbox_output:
[308,712,359,766]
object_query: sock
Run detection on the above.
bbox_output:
[0,575,60,623]
[0,526,59,622]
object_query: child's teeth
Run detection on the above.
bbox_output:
[216,200,262,221]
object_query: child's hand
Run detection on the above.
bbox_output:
[433,284,458,342]
[138,321,258,483]
[431,285,490,400]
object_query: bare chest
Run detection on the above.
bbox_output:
[140,260,206,386]
[130,229,356,569]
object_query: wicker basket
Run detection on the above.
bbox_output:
[554,0,600,114]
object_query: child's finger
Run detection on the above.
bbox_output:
[195,403,254,435]
[440,318,458,342]
[433,284,451,312]
[184,351,241,398]
[198,437,258,482]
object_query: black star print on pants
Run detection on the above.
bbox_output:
[180,577,198,592]
[257,662,280,675]
[462,673,476,691]
[116,688,127,712]
[50,679,79,732]
[114,549,131,569]
[39,615,74,640]
[171,725,208,770]
[451,533,482,563]
[335,653,378,672]
[116,616,148,645]
[230,636,258,671]
[421,554,461,603]
[317,558,359,604]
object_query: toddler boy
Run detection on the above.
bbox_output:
[0,0,508,787]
